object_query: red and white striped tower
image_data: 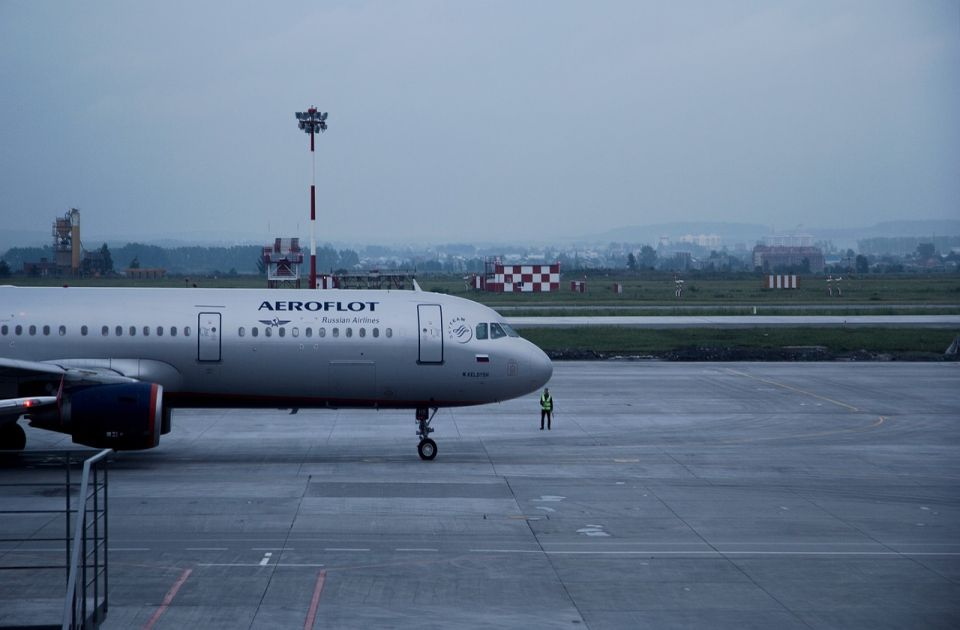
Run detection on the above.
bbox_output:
[295,107,328,289]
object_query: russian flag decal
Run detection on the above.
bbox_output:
[476,354,490,363]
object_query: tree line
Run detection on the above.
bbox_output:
[0,243,365,276]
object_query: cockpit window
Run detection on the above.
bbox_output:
[489,323,507,339]
[501,323,520,338]
[475,323,488,340]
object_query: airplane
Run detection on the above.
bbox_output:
[0,285,553,460]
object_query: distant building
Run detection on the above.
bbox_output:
[470,258,560,292]
[763,234,813,247]
[24,208,83,276]
[679,234,721,248]
[752,245,824,273]
[22,258,60,277]
[126,268,166,280]
[79,248,111,276]
[262,238,303,289]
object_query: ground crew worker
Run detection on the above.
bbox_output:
[540,387,553,430]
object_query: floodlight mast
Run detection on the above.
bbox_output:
[295,107,328,289]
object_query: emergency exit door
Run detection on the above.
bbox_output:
[417,304,443,364]
[197,312,222,362]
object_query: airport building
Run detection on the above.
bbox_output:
[23,208,122,277]
[469,258,561,292]
[263,237,304,288]
[752,245,825,273]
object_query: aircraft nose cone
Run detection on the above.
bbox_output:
[528,344,553,390]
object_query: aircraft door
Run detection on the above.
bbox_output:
[417,304,443,364]
[197,312,222,362]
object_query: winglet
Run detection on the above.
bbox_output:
[413,279,423,292]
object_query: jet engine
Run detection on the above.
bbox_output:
[29,382,164,450]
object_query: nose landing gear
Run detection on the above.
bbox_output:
[416,407,438,461]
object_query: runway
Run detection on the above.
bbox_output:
[2,362,959,629]
[507,314,960,328]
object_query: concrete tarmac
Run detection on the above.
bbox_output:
[2,362,959,629]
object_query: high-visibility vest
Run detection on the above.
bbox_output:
[540,394,553,411]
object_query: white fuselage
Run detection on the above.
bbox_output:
[0,286,553,409]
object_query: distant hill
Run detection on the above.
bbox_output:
[583,222,770,244]
[0,229,48,252]
[815,220,960,240]
[582,220,960,247]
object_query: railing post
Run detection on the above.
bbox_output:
[81,509,87,627]
[65,452,71,588]
[93,464,99,625]
[61,448,112,630]
[103,462,109,620]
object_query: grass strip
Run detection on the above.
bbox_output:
[517,327,959,355]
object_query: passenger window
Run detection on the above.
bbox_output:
[476,323,488,340]
[386,328,393,338]
[184,326,191,337]
[115,326,122,336]
[15,325,22,335]
[265,327,272,337]
[305,327,313,338]
[29,325,37,336]
[81,325,88,336]
[292,327,299,338]
[319,328,326,338]
[359,327,366,338]
[490,323,506,339]
[101,326,109,336]
[143,326,150,336]
[170,326,178,337]
[278,328,285,338]
[332,328,339,338]
[252,327,259,338]
[238,327,245,337]
[129,326,137,336]
[59,325,66,336]
[346,328,353,338]
[372,328,379,338]
[43,325,50,336]
[1,325,7,335]
[157,327,163,336]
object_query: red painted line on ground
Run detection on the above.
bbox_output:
[143,567,193,630]
[304,569,327,630]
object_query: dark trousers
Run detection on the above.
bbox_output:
[540,410,552,429]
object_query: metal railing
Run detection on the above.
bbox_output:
[62,449,112,630]
[0,449,112,630]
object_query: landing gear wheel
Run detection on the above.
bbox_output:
[415,406,438,461]
[418,438,437,461]
[0,422,26,451]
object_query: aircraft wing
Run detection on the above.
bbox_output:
[0,395,58,415]
[0,357,136,421]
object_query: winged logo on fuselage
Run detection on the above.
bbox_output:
[447,316,473,343]
[259,318,291,327]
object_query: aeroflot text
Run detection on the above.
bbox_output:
[258,301,379,312]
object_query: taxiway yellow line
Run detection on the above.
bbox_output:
[724,367,861,412]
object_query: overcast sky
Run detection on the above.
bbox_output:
[1,1,957,246]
